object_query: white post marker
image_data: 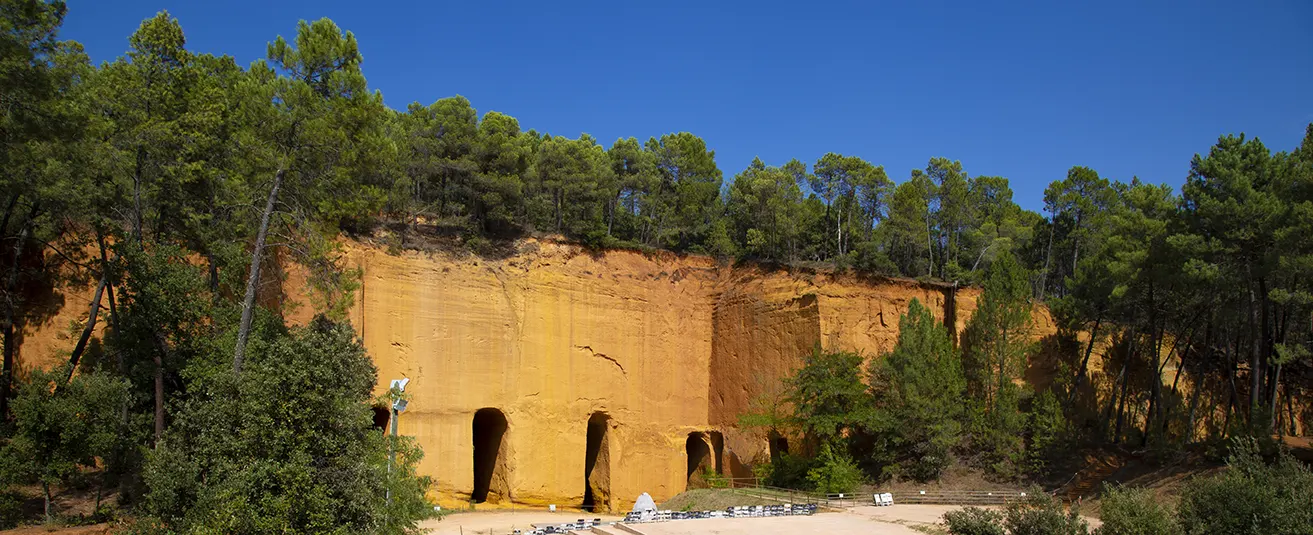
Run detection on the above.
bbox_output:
[549,504,556,512]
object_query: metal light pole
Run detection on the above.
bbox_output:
[386,378,410,508]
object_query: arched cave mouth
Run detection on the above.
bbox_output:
[583,412,611,512]
[472,408,509,503]
[371,406,390,432]
[685,432,711,487]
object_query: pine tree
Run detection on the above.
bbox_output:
[867,299,966,481]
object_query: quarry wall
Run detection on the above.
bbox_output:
[44,237,1313,513]
[276,239,1019,510]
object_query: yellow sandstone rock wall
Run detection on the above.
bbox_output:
[279,239,1028,510]
[14,238,1061,512]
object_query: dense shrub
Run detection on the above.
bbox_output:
[1096,486,1179,535]
[765,453,813,489]
[141,317,432,534]
[1176,439,1313,535]
[806,443,864,494]
[0,368,128,523]
[944,507,1007,535]
[1003,491,1090,535]
[0,490,24,529]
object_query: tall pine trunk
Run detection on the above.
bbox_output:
[1067,316,1101,408]
[64,276,107,380]
[1039,209,1056,299]
[234,169,284,374]
[1269,363,1282,432]
[1244,270,1261,425]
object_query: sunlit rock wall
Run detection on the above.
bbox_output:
[15,237,1074,511]
[279,239,1004,510]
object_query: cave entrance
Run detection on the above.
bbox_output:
[582,412,612,513]
[685,432,711,488]
[371,406,390,432]
[472,408,510,503]
[768,431,789,462]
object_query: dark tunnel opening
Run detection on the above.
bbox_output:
[371,406,390,432]
[472,408,509,503]
[685,432,711,487]
[583,412,611,512]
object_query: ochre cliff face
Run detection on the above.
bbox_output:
[298,240,725,510]
[20,239,1064,511]
[279,239,1039,510]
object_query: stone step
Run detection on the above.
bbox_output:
[610,523,649,535]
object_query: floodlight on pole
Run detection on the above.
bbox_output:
[386,378,410,512]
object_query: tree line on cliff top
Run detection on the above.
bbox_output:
[1,2,1312,530]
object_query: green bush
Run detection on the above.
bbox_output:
[0,368,128,524]
[766,453,813,489]
[141,316,432,534]
[850,241,901,277]
[1096,485,1179,535]
[1176,439,1313,535]
[944,507,1006,535]
[806,443,864,494]
[0,490,23,529]
[1026,389,1067,475]
[1003,491,1090,535]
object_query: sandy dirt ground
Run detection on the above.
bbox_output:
[422,504,1102,534]
[422,505,958,534]
[423,511,623,535]
[622,505,969,535]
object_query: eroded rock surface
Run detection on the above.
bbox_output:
[279,239,1019,509]
[20,238,1052,510]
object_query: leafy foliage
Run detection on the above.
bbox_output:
[142,316,431,535]
[944,507,1006,535]
[787,347,866,444]
[1176,439,1313,535]
[867,299,966,481]
[1096,486,1180,535]
[0,368,127,522]
[1002,491,1090,535]
[805,443,863,494]
[962,250,1034,477]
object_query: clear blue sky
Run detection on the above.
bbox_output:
[63,1,1312,212]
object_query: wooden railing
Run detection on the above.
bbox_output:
[710,477,1030,507]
